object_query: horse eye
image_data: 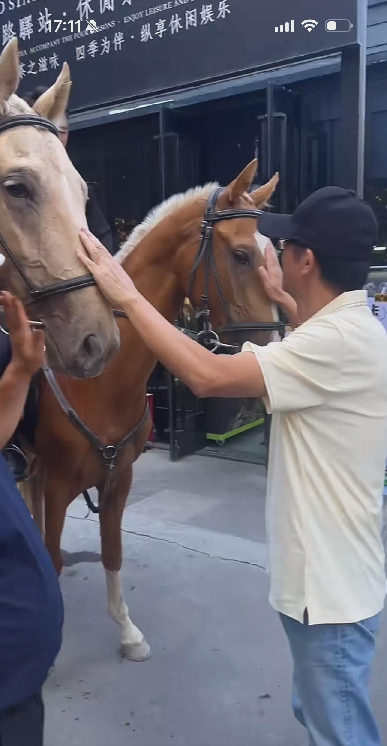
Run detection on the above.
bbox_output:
[233,249,250,266]
[4,181,30,199]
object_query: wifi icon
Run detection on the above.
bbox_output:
[302,19,318,32]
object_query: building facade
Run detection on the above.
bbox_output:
[5,0,386,461]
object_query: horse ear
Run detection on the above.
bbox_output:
[226,159,258,202]
[250,173,279,208]
[33,62,71,130]
[0,38,20,105]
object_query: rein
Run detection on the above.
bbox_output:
[43,361,150,512]
[43,308,150,513]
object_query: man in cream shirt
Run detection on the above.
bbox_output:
[77,186,387,746]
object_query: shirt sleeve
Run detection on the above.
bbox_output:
[242,318,344,413]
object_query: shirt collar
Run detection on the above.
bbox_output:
[309,290,367,322]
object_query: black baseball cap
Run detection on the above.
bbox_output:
[258,187,378,264]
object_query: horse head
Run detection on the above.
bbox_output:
[0,39,119,378]
[180,160,280,346]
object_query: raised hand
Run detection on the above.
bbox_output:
[0,291,45,377]
[258,239,284,303]
[78,229,138,307]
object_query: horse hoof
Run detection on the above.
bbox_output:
[120,638,151,662]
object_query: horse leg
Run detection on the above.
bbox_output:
[44,478,70,575]
[99,468,151,662]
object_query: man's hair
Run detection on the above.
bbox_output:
[294,245,369,293]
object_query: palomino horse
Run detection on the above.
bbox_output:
[28,161,279,661]
[0,40,119,376]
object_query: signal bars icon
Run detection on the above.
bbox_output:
[275,20,295,33]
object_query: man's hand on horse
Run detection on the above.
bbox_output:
[79,229,138,307]
[258,239,285,303]
[258,240,299,328]
[0,291,46,377]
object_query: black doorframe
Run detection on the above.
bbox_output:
[339,0,367,197]
[158,107,207,461]
[158,107,180,461]
[259,83,299,214]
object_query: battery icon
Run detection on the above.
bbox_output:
[326,19,353,32]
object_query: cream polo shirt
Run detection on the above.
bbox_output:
[243,290,387,625]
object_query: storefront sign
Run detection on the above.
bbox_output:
[2,0,359,111]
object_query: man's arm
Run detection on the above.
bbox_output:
[123,293,267,400]
[0,293,45,449]
[78,230,267,399]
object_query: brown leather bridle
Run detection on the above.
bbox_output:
[189,186,285,350]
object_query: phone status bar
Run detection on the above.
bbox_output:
[274,19,354,34]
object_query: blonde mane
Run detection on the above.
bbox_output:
[116,182,218,264]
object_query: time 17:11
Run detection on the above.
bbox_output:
[54,20,81,33]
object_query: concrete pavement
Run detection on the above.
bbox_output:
[44,450,387,746]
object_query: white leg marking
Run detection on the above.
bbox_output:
[105,569,151,661]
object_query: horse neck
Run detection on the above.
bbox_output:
[120,211,198,323]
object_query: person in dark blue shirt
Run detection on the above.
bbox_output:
[0,292,64,746]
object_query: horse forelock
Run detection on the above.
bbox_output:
[116,182,219,265]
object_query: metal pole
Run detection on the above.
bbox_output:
[159,109,179,460]
[339,0,366,196]
[266,82,274,183]
[159,107,167,201]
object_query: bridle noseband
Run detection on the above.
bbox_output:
[0,115,96,306]
[189,187,285,350]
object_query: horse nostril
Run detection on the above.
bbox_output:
[82,333,102,360]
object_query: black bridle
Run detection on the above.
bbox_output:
[0,115,96,305]
[189,187,285,350]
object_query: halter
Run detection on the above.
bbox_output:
[0,115,96,305]
[189,187,285,350]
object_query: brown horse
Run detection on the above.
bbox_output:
[0,40,119,376]
[28,161,278,661]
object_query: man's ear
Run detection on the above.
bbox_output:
[299,248,315,277]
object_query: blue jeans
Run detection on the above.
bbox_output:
[280,612,381,746]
